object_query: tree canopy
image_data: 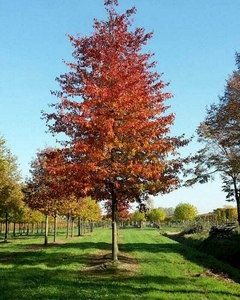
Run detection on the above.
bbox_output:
[0,135,24,241]
[148,208,166,225]
[0,136,23,218]
[24,148,64,217]
[185,52,240,224]
[174,203,198,221]
[42,0,189,260]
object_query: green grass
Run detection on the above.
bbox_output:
[0,228,239,299]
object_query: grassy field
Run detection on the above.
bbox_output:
[0,227,239,299]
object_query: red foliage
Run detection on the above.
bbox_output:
[104,199,131,221]
[43,2,189,210]
[24,148,64,216]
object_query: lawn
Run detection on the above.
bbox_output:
[0,227,239,299]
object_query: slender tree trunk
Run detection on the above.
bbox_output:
[4,213,9,242]
[111,188,118,262]
[53,215,57,243]
[87,220,90,233]
[66,214,70,238]
[71,218,74,237]
[19,223,22,235]
[233,177,240,226]
[44,215,49,245]
[90,220,93,232]
[83,219,85,234]
[77,217,81,236]
[13,221,16,237]
[26,223,29,236]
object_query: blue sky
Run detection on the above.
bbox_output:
[0,0,239,214]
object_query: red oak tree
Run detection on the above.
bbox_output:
[24,148,67,244]
[43,0,189,260]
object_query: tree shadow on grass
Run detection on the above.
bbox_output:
[0,238,240,299]
[0,241,112,269]
[2,237,239,283]
[1,263,240,300]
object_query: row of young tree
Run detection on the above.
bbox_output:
[127,203,238,227]
[198,207,238,224]
[0,131,237,242]
[23,148,102,244]
[0,136,102,243]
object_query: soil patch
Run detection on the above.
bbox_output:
[192,269,235,283]
[82,251,139,278]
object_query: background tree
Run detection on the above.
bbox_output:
[225,207,238,222]
[104,199,131,227]
[148,208,166,226]
[174,203,198,222]
[43,0,189,261]
[11,204,27,236]
[131,210,146,228]
[0,136,24,242]
[23,148,66,244]
[214,207,237,224]
[78,197,102,233]
[117,201,131,227]
[185,52,240,224]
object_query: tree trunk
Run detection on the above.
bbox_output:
[233,177,240,226]
[26,223,29,235]
[53,215,57,243]
[87,220,90,233]
[71,218,74,237]
[77,217,81,236]
[4,213,9,242]
[13,221,16,237]
[83,219,85,234]
[111,188,118,262]
[41,221,44,233]
[44,215,49,245]
[66,214,70,238]
[90,220,93,232]
[19,223,22,235]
